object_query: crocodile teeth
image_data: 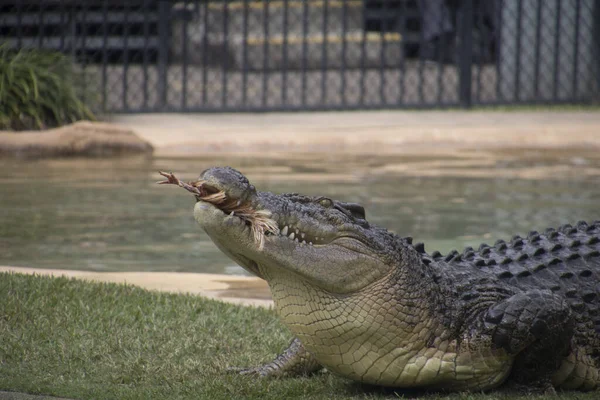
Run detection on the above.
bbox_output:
[276,221,325,245]
[230,211,235,216]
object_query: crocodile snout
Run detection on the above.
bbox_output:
[198,166,257,204]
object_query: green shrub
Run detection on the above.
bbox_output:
[0,44,96,131]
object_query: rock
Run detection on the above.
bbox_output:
[0,121,153,158]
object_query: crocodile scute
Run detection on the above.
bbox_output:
[162,167,600,392]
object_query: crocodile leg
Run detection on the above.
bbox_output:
[231,337,323,377]
[481,289,574,391]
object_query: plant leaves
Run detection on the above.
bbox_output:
[0,45,96,131]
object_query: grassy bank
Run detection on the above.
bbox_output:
[0,273,596,400]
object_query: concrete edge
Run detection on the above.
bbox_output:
[0,266,273,308]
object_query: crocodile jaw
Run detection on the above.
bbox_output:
[194,201,264,278]
[194,199,392,293]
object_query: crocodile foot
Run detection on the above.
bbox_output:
[228,337,322,378]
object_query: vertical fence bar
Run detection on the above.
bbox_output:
[359,0,367,105]
[437,3,447,104]
[379,0,387,105]
[181,2,189,110]
[80,2,87,103]
[102,1,108,112]
[16,1,22,48]
[59,1,66,51]
[534,0,542,99]
[282,0,289,105]
[242,0,249,107]
[157,1,170,110]
[70,4,76,60]
[417,4,424,105]
[340,0,348,106]
[595,0,600,99]
[222,0,229,108]
[321,0,329,105]
[38,2,44,48]
[262,0,270,107]
[301,0,309,107]
[397,0,405,105]
[458,0,474,108]
[123,4,129,111]
[475,4,484,103]
[514,0,522,102]
[202,1,209,106]
[142,0,149,110]
[572,0,581,99]
[553,0,562,101]
[495,0,503,102]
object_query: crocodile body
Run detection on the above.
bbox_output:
[163,167,600,392]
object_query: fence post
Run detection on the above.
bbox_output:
[595,0,600,101]
[458,0,474,108]
[157,1,170,111]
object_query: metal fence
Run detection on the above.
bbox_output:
[1,0,599,112]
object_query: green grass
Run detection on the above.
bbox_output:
[0,272,597,400]
[0,45,96,131]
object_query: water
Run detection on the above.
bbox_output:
[1,150,599,275]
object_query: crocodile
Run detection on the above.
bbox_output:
[159,167,600,392]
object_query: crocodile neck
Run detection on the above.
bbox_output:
[260,250,448,386]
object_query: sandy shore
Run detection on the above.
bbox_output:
[111,110,600,156]
[0,266,273,308]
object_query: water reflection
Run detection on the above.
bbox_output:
[0,150,598,274]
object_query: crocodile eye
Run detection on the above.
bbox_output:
[318,198,333,208]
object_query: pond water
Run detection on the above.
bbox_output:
[1,150,599,275]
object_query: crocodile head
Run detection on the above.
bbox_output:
[190,167,402,294]
[164,167,457,387]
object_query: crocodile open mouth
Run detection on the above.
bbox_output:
[158,171,278,248]
[158,171,341,250]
